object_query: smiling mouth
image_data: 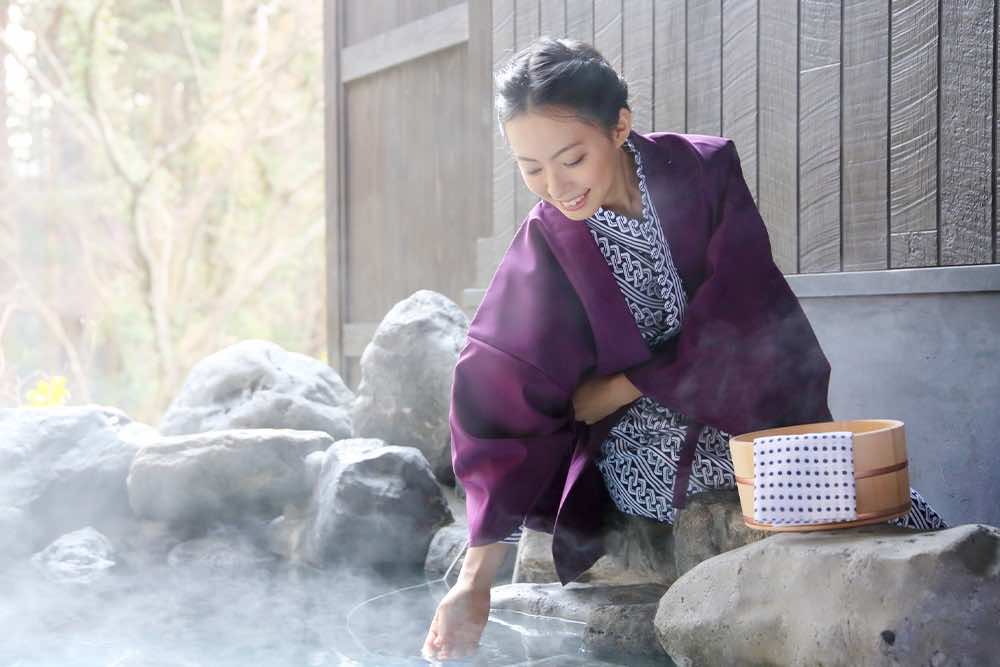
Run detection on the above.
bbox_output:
[559,190,589,211]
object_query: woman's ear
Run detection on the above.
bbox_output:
[612,107,633,147]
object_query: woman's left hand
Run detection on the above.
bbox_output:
[572,372,639,425]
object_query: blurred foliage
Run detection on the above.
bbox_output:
[25,374,70,406]
[0,0,327,421]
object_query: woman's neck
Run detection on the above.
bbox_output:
[601,145,643,219]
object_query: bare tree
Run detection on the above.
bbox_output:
[0,0,326,419]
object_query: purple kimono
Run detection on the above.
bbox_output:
[450,131,833,584]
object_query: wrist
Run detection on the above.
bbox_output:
[456,542,509,590]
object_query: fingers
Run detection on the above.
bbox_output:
[421,624,479,661]
[422,613,442,657]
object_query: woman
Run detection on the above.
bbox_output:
[422,37,946,662]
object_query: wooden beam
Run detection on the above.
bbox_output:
[889,0,938,268]
[341,3,469,83]
[842,0,889,272]
[798,0,841,273]
[323,0,347,374]
[468,0,494,240]
[759,0,799,274]
[939,0,993,265]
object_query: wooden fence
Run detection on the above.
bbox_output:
[326,0,1000,383]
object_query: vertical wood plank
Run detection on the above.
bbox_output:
[513,0,540,221]
[996,0,999,263]
[493,0,516,237]
[687,0,722,135]
[939,0,994,265]
[842,0,888,271]
[594,0,623,72]
[623,0,653,132]
[758,0,798,274]
[567,0,594,44]
[798,0,841,273]
[468,0,494,240]
[323,0,346,373]
[889,0,938,268]
[653,0,686,132]
[540,0,567,37]
[722,0,758,200]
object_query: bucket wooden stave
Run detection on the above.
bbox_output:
[728,419,911,532]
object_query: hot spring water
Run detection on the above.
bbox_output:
[0,540,603,666]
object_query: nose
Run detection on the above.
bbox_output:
[548,174,573,201]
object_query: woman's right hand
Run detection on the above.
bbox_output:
[421,581,490,661]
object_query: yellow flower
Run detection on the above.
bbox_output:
[25,375,71,407]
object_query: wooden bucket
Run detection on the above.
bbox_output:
[729,419,911,532]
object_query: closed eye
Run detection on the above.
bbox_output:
[524,155,584,176]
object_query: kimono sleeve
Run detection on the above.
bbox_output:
[451,216,597,546]
[450,337,582,546]
[623,140,832,435]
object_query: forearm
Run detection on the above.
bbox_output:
[456,541,512,590]
[612,371,643,405]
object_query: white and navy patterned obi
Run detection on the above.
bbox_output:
[586,138,735,525]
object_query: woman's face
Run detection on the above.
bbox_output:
[503,107,631,221]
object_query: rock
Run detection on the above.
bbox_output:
[30,526,117,584]
[655,523,1000,667]
[513,511,676,586]
[113,519,184,569]
[672,489,768,577]
[583,602,662,660]
[0,506,36,561]
[423,523,468,580]
[511,528,558,583]
[424,523,516,585]
[506,656,627,666]
[350,290,468,484]
[127,429,333,528]
[491,582,667,623]
[303,438,453,569]
[265,506,310,561]
[160,340,353,440]
[589,511,677,586]
[166,526,277,575]
[0,406,156,553]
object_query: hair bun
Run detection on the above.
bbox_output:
[494,37,630,132]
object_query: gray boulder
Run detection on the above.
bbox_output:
[655,523,1000,667]
[583,602,662,661]
[506,656,626,666]
[672,489,768,577]
[160,340,353,439]
[511,528,558,583]
[423,523,469,581]
[303,438,453,568]
[127,429,333,528]
[30,526,117,584]
[424,522,516,585]
[513,512,676,586]
[351,290,468,484]
[166,526,277,575]
[0,406,156,553]
[491,582,667,623]
[0,506,36,560]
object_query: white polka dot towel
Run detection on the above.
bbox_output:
[752,431,857,526]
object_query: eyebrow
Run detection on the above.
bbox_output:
[514,141,583,162]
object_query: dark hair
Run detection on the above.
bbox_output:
[494,37,630,134]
